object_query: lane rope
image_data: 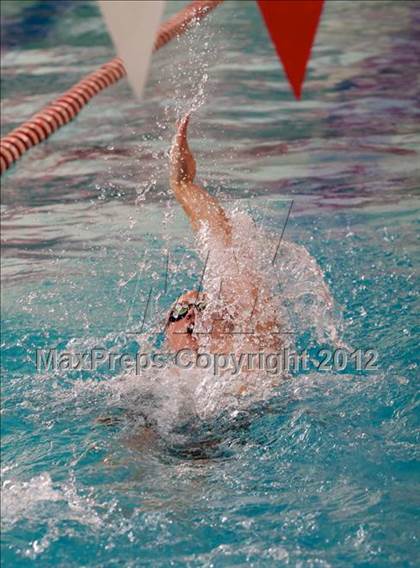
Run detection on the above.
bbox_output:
[0,0,222,175]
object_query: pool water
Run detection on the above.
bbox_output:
[1,0,419,566]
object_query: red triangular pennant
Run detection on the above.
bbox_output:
[257,0,324,99]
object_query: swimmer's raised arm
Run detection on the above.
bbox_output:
[168,114,280,349]
[170,114,232,247]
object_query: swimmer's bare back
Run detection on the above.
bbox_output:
[169,114,281,354]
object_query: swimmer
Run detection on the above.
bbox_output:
[166,114,282,363]
[98,119,288,438]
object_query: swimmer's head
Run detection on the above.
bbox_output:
[165,290,207,352]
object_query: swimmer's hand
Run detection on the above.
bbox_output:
[170,114,196,186]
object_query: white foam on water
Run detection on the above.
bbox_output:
[71,207,344,433]
[28,200,343,442]
[1,472,102,539]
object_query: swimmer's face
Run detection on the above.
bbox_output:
[165,291,206,352]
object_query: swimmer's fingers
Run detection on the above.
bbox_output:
[176,112,191,130]
[174,113,191,151]
[171,115,189,159]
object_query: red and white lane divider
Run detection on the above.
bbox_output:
[0,0,222,175]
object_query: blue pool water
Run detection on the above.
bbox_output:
[1,1,419,566]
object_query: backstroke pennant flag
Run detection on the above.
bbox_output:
[99,0,165,99]
[257,0,325,99]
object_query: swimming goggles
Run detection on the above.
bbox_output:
[167,300,207,323]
